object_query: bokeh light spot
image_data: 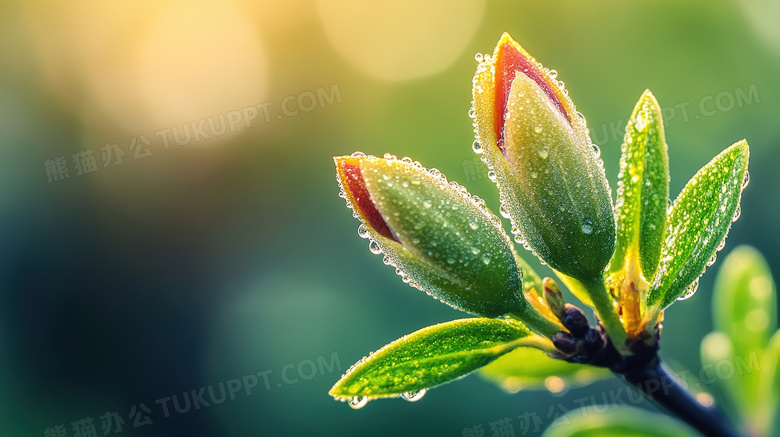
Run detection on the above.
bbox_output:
[317,0,485,82]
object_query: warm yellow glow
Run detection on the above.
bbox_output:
[317,0,485,81]
[22,0,268,132]
[544,376,566,393]
[696,392,714,407]
[134,1,268,128]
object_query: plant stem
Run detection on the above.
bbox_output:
[581,275,631,355]
[509,304,563,338]
[619,356,741,437]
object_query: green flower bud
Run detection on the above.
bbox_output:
[334,153,560,335]
[471,33,616,282]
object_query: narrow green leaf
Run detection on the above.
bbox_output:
[329,318,547,400]
[610,90,669,279]
[700,247,775,428]
[479,347,609,393]
[647,140,749,311]
[761,330,780,436]
[714,246,777,362]
[541,406,696,437]
[701,331,767,434]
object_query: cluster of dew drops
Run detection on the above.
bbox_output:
[468,51,606,254]
[340,151,506,289]
[333,349,428,409]
[344,389,428,410]
[675,170,749,301]
[467,51,750,304]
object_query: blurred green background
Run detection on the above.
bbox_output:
[1,1,779,436]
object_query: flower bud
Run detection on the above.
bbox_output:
[543,277,566,321]
[334,154,559,334]
[471,33,615,281]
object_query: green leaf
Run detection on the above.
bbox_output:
[479,347,609,393]
[714,245,777,361]
[610,90,669,280]
[646,140,749,311]
[541,406,696,437]
[700,246,775,428]
[701,330,772,435]
[329,318,548,401]
[761,330,780,436]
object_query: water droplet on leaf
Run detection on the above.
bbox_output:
[369,240,382,255]
[349,396,368,409]
[401,389,427,402]
[581,219,594,235]
[732,205,741,222]
[678,279,700,301]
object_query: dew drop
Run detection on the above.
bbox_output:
[482,253,492,265]
[716,239,726,251]
[472,140,483,154]
[349,396,368,409]
[469,220,479,230]
[422,200,433,209]
[534,126,543,134]
[499,205,511,218]
[530,171,538,179]
[488,170,497,181]
[368,240,382,255]
[468,107,476,119]
[383,153,397,160]
[548,69,558,79]
[678,279,700,301]
[631,175,639,183]
[581,219,594,235]
[351,151,367,157]
[732,205,741,222]
[383,255,392,265]
[635,114,647,130]
[742,171,750,189]
[401,389,427,402]
[538,146,550,159]
[706,254,718,267]
[474,53,484,62]
[357,224,370,239]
